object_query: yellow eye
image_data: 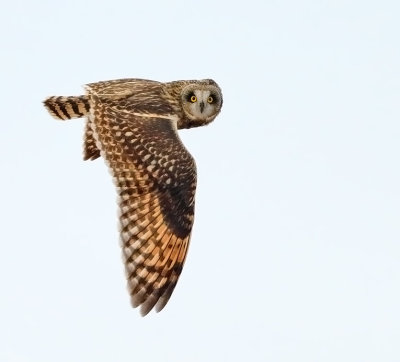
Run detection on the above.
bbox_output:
[207,96,214,103]
[190,95,197,103]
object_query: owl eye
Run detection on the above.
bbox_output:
[190,95,197,103]
[207,96,214,104]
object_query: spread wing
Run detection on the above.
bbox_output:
[89,94,196,316]
[85,78,161,99]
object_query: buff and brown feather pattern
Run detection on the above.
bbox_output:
[43,78,222,315]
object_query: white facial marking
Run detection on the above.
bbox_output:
[189,90,215,118]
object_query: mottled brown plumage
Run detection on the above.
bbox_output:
[43,78,223,315]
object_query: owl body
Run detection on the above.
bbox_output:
[44,78,222,315]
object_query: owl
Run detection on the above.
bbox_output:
[43,78,223,315]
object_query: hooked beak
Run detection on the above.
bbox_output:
[199,101,205,113]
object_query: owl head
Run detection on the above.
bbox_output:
[179,80,223,128]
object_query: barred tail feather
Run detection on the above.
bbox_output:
[43,96,90,120]
[83,122,101,161]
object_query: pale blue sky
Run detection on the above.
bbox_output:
[1,1,400,361]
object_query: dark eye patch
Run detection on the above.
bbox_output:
[186,92,195,102]
[209,93,219,102]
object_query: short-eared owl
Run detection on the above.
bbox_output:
[43,78,223,316]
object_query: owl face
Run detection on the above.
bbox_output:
[180,83,222,126]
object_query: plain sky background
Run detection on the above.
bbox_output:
[1,1,399,361]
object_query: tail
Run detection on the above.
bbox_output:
[83,122,101,161]
[43,95,90,120]
[44,95,101,161]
